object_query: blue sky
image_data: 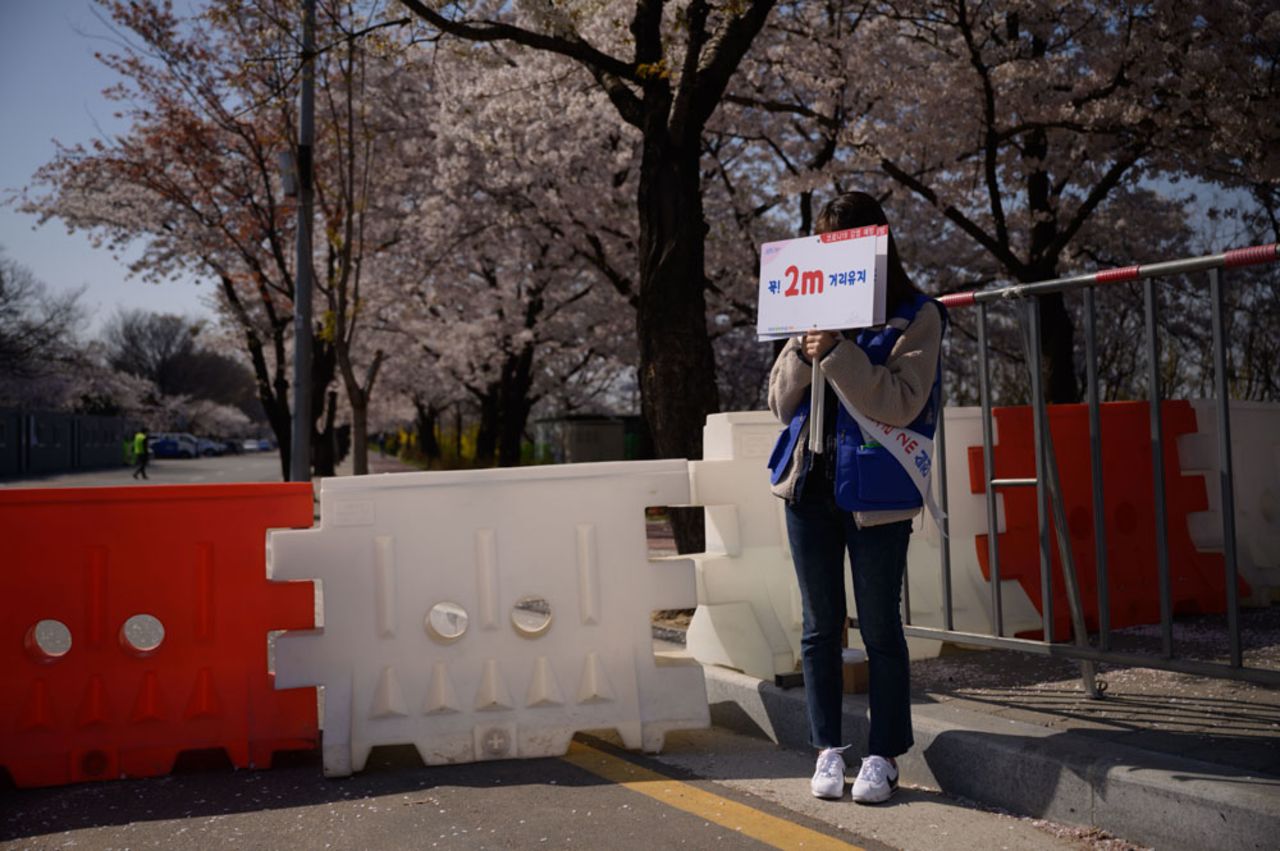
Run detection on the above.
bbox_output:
[0,0,213,334]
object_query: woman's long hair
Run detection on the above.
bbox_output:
[814,192,922,313]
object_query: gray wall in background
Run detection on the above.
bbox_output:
[0,410,128,478]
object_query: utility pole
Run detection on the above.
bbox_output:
[289,0,316,483]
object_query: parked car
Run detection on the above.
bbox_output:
[257,438,273,451]
[242,438,261,452]
[148,432,199,459]
[147,435,174,457]
[196,437,224,457]
[173,433,200,457]
[221,438,243,455]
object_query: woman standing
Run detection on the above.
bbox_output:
[766,192,946,803]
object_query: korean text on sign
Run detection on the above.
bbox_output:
[756,225,888,340]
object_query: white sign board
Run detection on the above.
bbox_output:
[756,226,888,340]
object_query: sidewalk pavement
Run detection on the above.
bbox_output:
[331,450,419,478]
[697,621,1280,851]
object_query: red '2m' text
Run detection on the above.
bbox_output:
[784,265,824,297]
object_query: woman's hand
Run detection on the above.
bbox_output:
[801,330,841,361]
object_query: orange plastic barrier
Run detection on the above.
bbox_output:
[967,401,1248,641]
[0,483,317,787]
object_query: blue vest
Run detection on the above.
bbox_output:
[767,294,947,512]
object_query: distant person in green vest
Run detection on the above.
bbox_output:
[131,428,150,480]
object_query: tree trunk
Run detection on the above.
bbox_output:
[474,389,499,467]
[351,397,369,475]
[269,328,293,481]
[336,348,383,476]
[264,393,291,481]
[218,275,293,480]
[1020,258,1079,404]
[307,337,338,476]
[413,397,441,464]
[635,130,719,553]
[454,402,462,460]
[1021,49,1080,406]
[496,417,526,467]
[312,389,339,477]
[496,345,536,467]
[1040,292,1078,403]
[1014,267,1078,404]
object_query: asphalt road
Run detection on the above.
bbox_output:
[0,452,287,490]
[1,727,1101,851]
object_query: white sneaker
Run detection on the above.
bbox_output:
[850,755,898,804]
[810,747,848,799]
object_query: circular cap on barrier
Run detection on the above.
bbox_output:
[510,596,552,639]
[25,619,72,661]
[120,614,165,656]
[425,601,469,643]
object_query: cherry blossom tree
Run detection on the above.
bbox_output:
[397,0,781,474]
[387,191,632,467]
[302,1,420,474]
[21,0,409,476]
[724,0,1280,402]
[23,0,310,477]
[375,37,641,467]
[184,398,254,435]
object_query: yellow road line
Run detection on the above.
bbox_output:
[561,741,863,851]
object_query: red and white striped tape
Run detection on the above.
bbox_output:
[934,243,1277,308]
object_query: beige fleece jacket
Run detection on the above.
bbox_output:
[766,301,943,528]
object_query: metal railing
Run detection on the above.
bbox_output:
[899,242,1280,693]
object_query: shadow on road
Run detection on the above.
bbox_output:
[1,739,624,841]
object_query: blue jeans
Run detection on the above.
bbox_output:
[785,475,914,757]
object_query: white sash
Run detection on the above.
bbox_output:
[824,372,947,535]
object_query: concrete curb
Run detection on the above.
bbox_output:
[702,664,1280,851]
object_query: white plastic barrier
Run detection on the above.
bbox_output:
[686,413,802,680]
[1180,401,1280,604]
[685,410,1041,680]
[270,460,708,777]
